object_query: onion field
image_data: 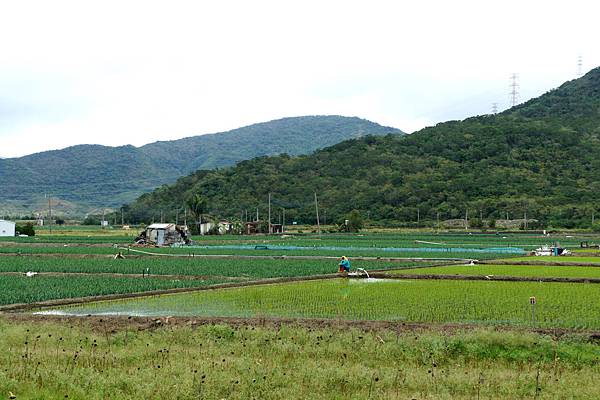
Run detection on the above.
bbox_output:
[0,255,429,278]
[0,275,225,306]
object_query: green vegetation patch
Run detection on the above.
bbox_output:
[506,256,600,264]
[391,264,600,279]
[0,275,224,306]
[2,321,600,399]
[47,279,600,329]
[0,256,425,278]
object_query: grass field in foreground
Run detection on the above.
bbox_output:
[391,264,600,279]
[2,320,600,399]
[47,279,600,329]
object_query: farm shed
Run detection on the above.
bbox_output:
[244,221,261,235]
[198,220,233,235]
[0,220,16,237]
[270,223,283,234]
[135,223,190,246]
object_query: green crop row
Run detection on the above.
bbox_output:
[507,256,600,263]
[50,279,600,329]
[3,230,590,249]
[390,264,600,279]
[0,256,428,279]
[0,235,133,244]
[0,244,515,259]
[0,275,224,306]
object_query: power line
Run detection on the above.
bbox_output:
[509,73,520,107]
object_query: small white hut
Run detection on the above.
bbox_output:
[0,220,16,237]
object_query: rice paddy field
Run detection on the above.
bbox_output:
[390,264,600,279]
[3,227,600,398]
[42,278,600,329]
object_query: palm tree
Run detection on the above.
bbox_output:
[186,193,207,234]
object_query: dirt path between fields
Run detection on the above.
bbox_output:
[3,313,599,340]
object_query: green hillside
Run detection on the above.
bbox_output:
[0,116,401,216]
[122,68,600,228]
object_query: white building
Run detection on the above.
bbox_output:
[0,220,16,237]
[198,220,233,235]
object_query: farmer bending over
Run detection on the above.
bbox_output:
[338,256,350,273]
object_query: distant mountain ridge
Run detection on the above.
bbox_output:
[0,116,403,216]
[121,67,600,229]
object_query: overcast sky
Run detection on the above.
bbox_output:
[0,0,598,158]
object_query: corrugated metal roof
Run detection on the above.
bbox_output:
[147,223,175,229]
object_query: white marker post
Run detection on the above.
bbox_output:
[529,296,537,325]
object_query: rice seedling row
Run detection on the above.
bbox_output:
[388,264,600,279]
[507,256,600,264]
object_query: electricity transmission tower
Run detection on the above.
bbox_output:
[577,55,583,76]
[491,103,498,114]
[509,73,519,107]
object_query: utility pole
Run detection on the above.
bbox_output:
[268,193,272,234]
[102,208,105,229]
[437,211,440,232]
[524,211,528,230]
[184,208,187,227]
[47,194,52,234]
[282,208,286,233]
[593,211,595,226]
[121,208,124,226]
[465,209,468,231]
[509,73,520,107]
[256,207,259,222]
[314,192,321,235]
[417,208,420,227]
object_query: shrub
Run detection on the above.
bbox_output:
[15,223,35,236]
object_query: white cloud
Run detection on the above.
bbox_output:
[0,0,599,157]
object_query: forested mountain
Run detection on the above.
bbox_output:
[122,68,600,228]
[0,116,402,216]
